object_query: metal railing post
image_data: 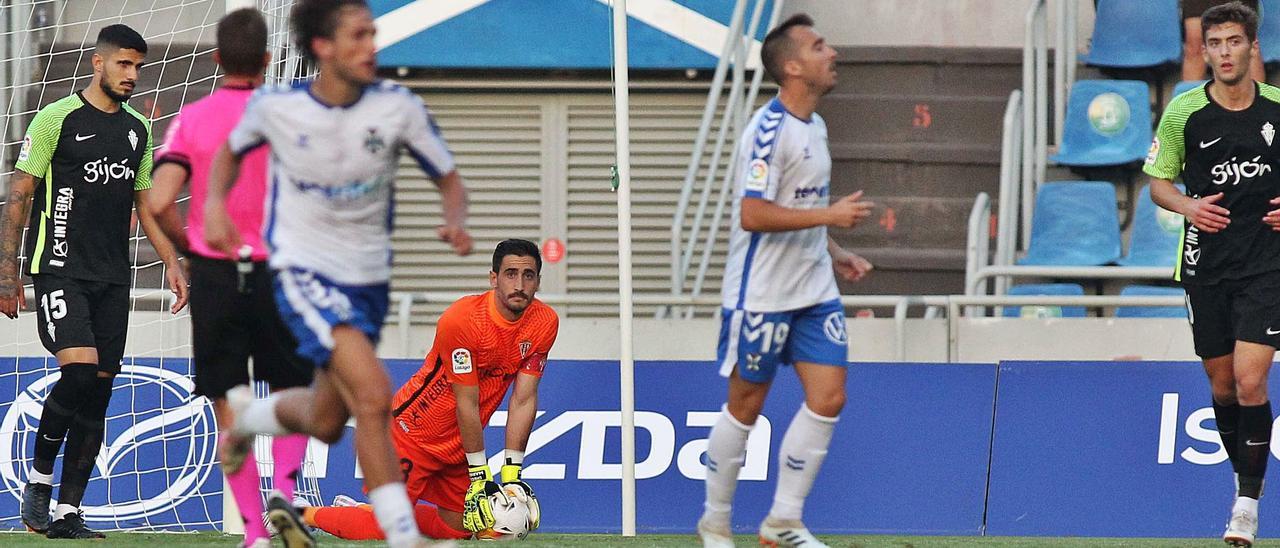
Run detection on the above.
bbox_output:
[669,0,749,314]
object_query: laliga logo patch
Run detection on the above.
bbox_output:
[18,135,31,163]
[0,364,217,524]
[745,159,769,193]
[452,349,473,374]
[1145,137,1159,166]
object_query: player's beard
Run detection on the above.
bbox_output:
[99,78,132,103]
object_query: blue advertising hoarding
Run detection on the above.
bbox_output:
[0,358,994,534]
[985,360,1249,537]
[370,0,772,69]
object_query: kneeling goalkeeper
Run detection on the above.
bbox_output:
[304,239,558,540]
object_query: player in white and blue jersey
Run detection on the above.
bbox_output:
[699,14,875,548]
[202,2,471,547]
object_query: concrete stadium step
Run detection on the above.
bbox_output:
[822,94,1008,148]
[834,47,1024,98]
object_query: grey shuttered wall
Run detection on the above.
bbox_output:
[392,91,736,323]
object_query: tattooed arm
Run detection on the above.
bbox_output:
[0,169,37,318]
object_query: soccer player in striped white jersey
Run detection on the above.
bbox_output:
[699,14,875,548]
[202,2,471,547]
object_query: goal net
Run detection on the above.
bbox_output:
[0,0,319,532]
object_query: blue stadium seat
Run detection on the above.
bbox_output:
[1262,0,1280,64]
[1115,285,1187,318]
[1085,0,1181,69]
[1002,284,1087,318]
[1019,181,1122,266]
[1050,80,1153,167]
[1119,183,1184,266]
[1172,80,1207,99]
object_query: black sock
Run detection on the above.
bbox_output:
[1214,400,1242,473]
[56,377,112,510]
[32,364,97,477]
[1238,401,1273,499]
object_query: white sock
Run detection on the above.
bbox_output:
[369,482,418,547]
[703,405,753,525]
[234,396,287,436]
[28,469,53,485]
[1236,495,1260,515]
[769,404,838,522]
[54,503,77,521]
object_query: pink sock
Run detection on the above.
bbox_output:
[226,447,268,545]
[272,434,308,500]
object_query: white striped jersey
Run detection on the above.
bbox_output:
[721,97,839,312]
[227,80,455,286]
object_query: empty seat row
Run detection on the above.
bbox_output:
[1019,182,1182,268]
[1087,0,1280,69]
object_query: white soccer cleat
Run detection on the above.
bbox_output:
[759,516,829,548]
[696,514,735,548]
[1224,499,1259,547]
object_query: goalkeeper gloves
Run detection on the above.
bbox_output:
[501,453,540,531]
[462,456,505,533]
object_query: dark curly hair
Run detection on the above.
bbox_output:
[1202,1,1259,42]
[290,0,368,62]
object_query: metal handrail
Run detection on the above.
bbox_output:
[388,291,1189,364]
[1022,0,1049,251]
[1054,0,1078,145]
[668,0,750,315]
[685,0,783,318]
[964,192,992,317]
[389,291,948,362]
[994,90,1024,297]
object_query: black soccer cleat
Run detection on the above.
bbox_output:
[266,491,315,548]
[20,482,51,533]
[45,511,105,539]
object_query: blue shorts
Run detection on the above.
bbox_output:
[716,298,849,384]
[273,268,389,368]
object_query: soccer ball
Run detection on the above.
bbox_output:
[476,485,531,541]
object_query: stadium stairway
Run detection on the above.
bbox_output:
[821,47,1020,296]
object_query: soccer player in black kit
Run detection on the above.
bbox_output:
[1147,3,1280,546]
[0,24,186,539]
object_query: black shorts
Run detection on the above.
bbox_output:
[1185,270,1280,358]
[188,255,312,399]
[1182,0,1258,19]
[31,274,129,374]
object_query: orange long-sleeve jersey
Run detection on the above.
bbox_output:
[391,290,559,463]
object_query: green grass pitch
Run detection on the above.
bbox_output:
[0,531,1236,546]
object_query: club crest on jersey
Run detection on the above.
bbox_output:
[364,128,386,154]
[1264,122,1275,147]
[452,348,473,374]
[519,340,532,358]
[127,129,138,151]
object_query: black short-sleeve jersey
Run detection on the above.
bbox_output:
[16,92,153,285]
[1144,81,1280,285]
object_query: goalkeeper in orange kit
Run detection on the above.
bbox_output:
[302,239,559,539]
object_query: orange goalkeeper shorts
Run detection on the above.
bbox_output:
[392,426,469,513]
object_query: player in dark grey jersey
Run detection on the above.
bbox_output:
[0,24,186,539]
[1146,3,1278,546]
